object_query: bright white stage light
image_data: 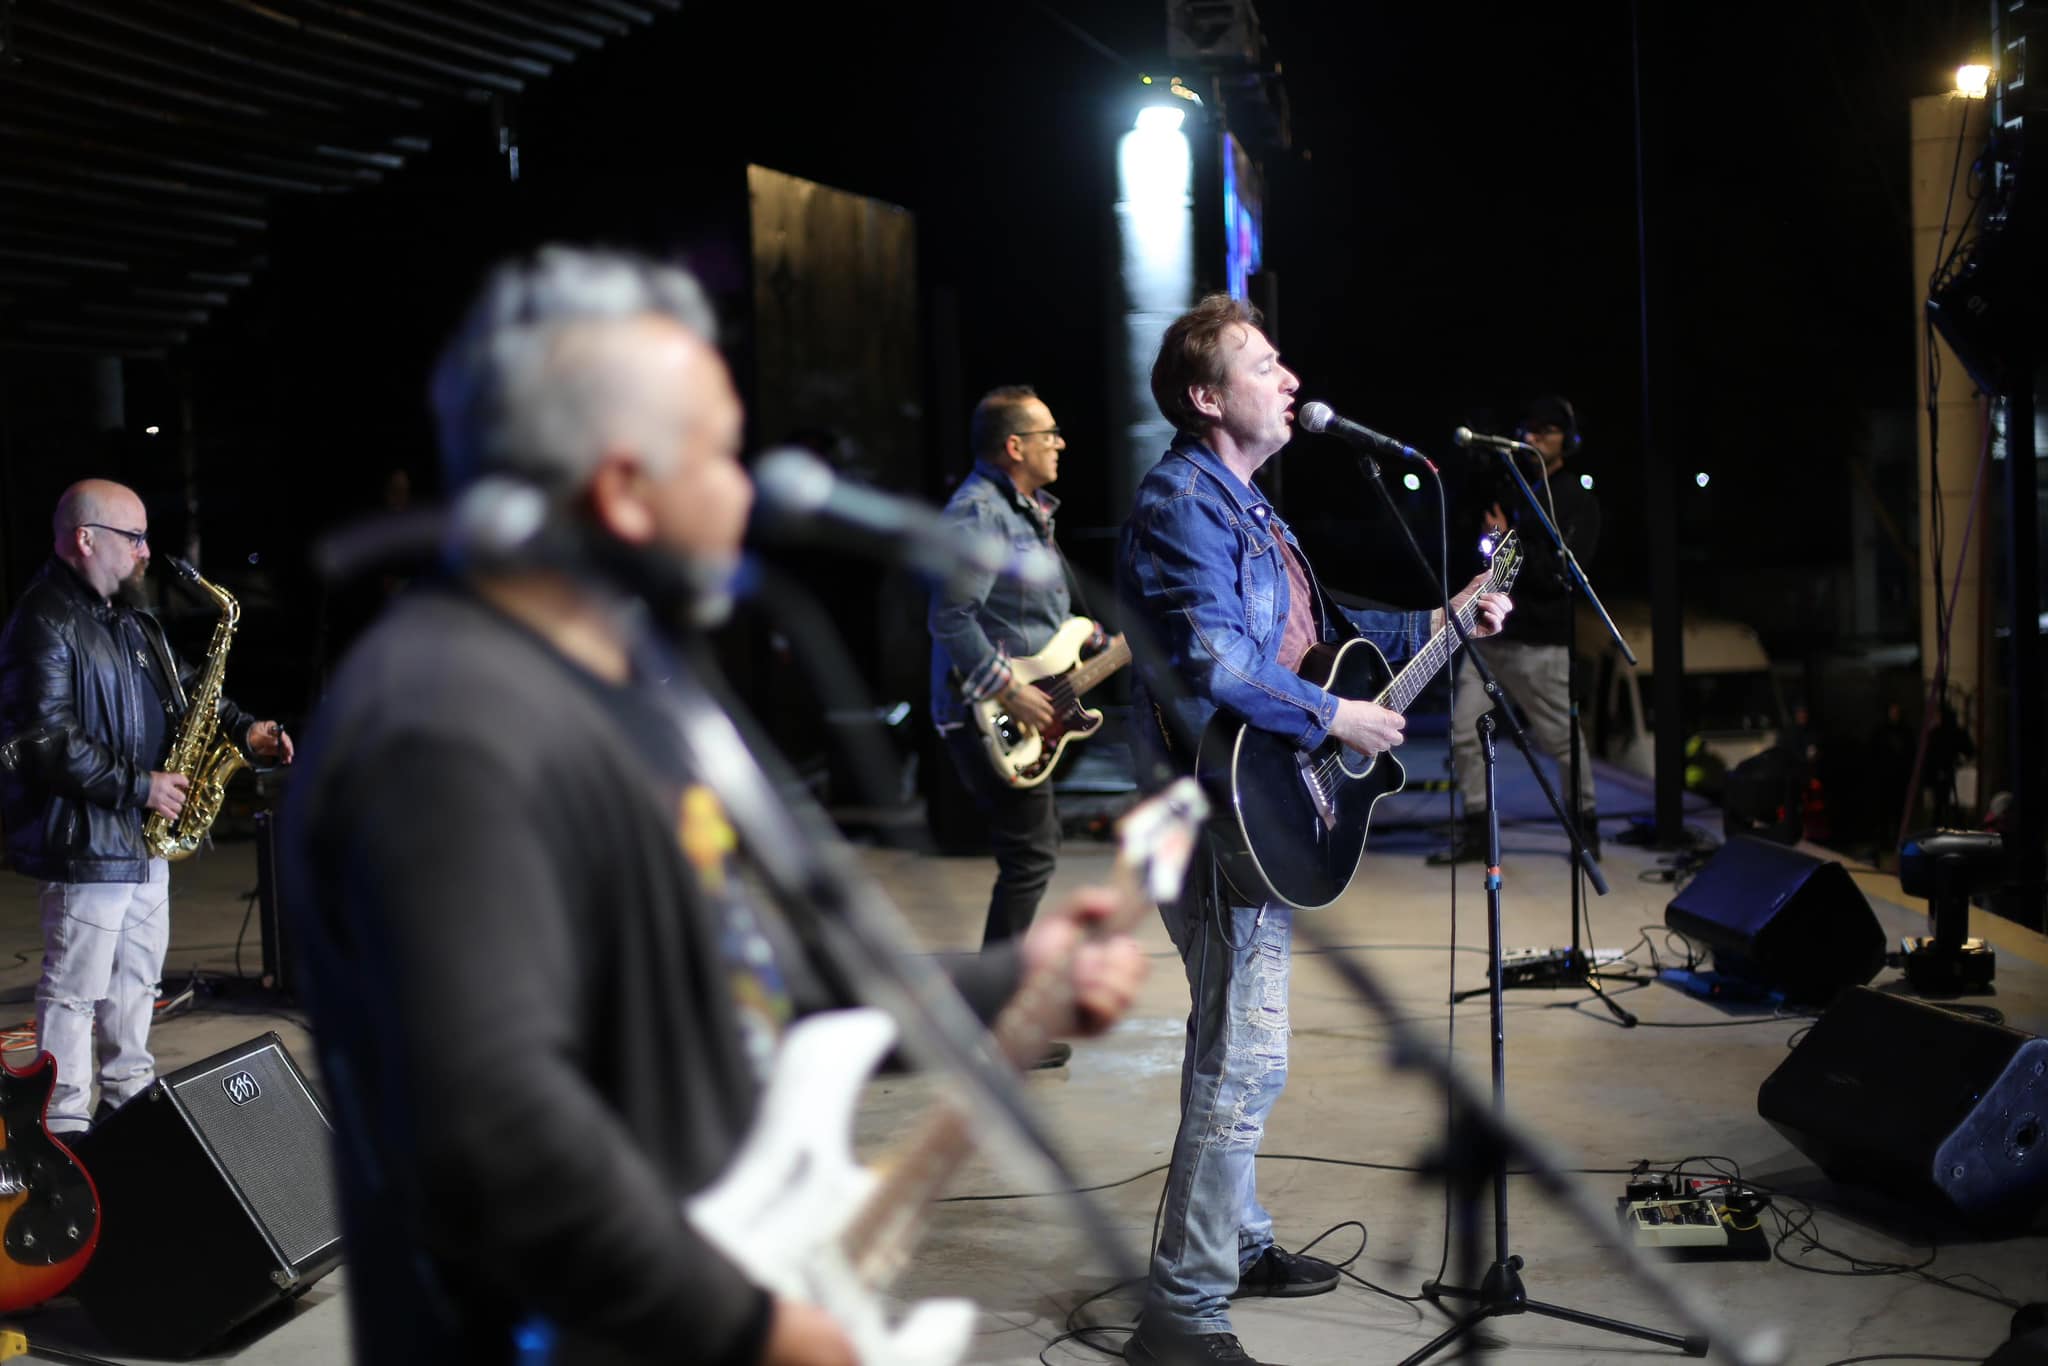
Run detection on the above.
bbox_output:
[1956,64,1991,99]
[1579,473,1594,490]
[1695,472,1711,488]
[144,425,160,435]
[1135,105,1186,133]
[1402,473,1421,492]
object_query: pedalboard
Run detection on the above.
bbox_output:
[1624,1198,1728,1247]
[1615,1176,1770,1260]
[1492,946,1627,987]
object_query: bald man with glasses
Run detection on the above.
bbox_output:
[0,478,291,1134]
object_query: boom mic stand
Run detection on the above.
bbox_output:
[608,547,1147,1293]
[1287,909,1770,1364]
[1471,435,1637,994]
[1352,452,1691,1361]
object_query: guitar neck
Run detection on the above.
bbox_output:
[1376,596,1485,717]
[838,779,1201,1287]
[1064,635,1130,696]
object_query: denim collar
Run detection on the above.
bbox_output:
[970,459,1060,522]
[1169,434,1285,535]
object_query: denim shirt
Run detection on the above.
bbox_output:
[1117,434,1428,785]
[927,460,1074,729]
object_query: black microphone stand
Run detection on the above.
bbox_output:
[595,546,1147,1293]
[1351,454,1693,1362]
[1477,439,1638,995]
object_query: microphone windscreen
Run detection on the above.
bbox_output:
[1297,401,1335,434]
[749,448,835,520]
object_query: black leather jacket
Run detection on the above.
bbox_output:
[0,558,257,883]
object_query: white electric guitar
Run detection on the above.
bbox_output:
[968,618,1131,787]
[685,778,1207,1365]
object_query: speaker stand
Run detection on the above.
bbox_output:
[1409,713,1704,1364]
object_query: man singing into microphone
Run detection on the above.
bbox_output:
[1429,394,1601,865]
[1117,294,1509,1366]
[928,386,1111,1069]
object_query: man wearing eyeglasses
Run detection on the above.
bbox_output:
[0,478,292,1135]
[928,386,1108,1067]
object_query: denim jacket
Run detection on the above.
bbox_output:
[927,460,1082,729]
[1117,435,1427,785]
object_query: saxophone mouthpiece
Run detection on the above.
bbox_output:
[165,557,202,583]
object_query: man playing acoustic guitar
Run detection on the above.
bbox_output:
[1117,295,1510,1366]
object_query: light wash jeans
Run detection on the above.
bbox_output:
[1142,874,1292,1335]
[35,859,170,1133]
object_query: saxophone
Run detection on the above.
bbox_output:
[140,559,249,862]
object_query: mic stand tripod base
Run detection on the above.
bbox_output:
[1407,714,1700,1365]
[1414,1260,1709,1364]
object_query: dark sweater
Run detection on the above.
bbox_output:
[1493,470,1600,648]
[282,585,1016,1364]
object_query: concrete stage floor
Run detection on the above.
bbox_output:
[0,753,2042,1365]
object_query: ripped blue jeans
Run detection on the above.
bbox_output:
[1144,883,1292,1334]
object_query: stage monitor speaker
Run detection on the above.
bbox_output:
[1758,986,2048,1231]
[1665,836,1886,1001]
[72,1032,342,1357]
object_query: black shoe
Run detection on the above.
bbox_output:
[1126,1325,1283,1366]
[1030,1041,1072,1070]
[1233,1244,1341,1298]
[1426,814,1488,866]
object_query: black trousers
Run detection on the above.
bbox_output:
[944,726,1060,948]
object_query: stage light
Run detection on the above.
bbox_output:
[1136,105,1186,133]
[1402,472,1421,492]
[1695,472,1710,488]
[1956,64,1991,99]
[1141,74,1154,85]
[1579,473,1594,490]
[144,426,160,435]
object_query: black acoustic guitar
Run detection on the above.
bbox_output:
[1195,533,1522,910]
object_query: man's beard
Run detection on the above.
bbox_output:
[113,566,150,609]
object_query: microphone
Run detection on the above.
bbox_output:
[1452,426,1533,454]
[1297,402,1425,463]
[750,448,1061,588]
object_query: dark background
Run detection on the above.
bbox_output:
[0,0,2003,813]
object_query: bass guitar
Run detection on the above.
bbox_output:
[686,778,1206,1365]
[1195,533,1522,910]
[968,618,1130,787]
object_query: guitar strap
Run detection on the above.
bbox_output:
[1053,534,1092,621]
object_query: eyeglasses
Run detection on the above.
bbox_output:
[80,523,149,549]
[1012,427,1063,442]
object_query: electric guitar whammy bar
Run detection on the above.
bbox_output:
[967,617,1130,787]
[686,778,1207,1365]
[1196,533,1523,911]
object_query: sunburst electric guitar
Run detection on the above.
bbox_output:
[0,1051,99,1311]
[968,618,1130,787]
[1196,533,1523,911]
[685,778,1207,1365]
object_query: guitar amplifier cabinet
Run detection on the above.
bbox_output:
[73,1032,342,1356]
